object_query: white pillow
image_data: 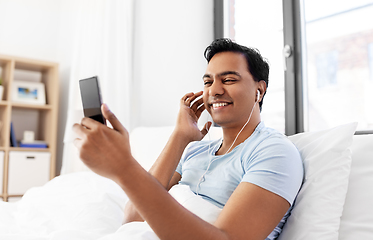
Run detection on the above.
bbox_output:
[278,122,357,240]
[339,134,373,239]
[130,126,223,171]
[130,126,174,170]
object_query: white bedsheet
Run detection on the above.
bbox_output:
[0,172,222,240]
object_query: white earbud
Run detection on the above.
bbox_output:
[256,90,260,102]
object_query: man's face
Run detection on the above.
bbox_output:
[203,51,258,128]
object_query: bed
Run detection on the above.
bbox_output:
[0,122,372,240]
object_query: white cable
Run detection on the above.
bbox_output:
[196,113,214,195]
[196,98,258,195]
[223,100,258,155]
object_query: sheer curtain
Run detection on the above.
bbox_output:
[61,0,134,174]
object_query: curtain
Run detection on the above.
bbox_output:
[61,0,134,174]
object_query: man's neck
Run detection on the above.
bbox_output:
[216,114,261,155]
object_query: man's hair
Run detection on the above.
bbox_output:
[204,38,269,111]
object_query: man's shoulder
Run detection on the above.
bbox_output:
[252,123,288,144]
[251,123,299,154]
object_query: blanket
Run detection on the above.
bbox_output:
[0,172,222,240]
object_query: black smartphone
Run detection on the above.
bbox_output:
[79,76,106,124]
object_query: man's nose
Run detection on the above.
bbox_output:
[209,81,224,96]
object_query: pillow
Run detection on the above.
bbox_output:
[278,122,357,240]
[339,134,373,239]
[130,126,223,171]
[169,184,222,224]
[130,126,174,170]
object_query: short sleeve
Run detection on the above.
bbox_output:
[241,136,303,205]
[176,158,183,175]
[176,141,199,175]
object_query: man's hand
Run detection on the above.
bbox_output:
[73,104,134,183]
[175,91,212,143]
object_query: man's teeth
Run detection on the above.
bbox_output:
[212,102,228,108]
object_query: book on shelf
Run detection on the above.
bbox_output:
[19,140,48,148]
[10,122,17,147]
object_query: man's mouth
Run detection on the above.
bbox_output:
[210,102,232,110]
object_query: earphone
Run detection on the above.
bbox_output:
[223,90,259,155]
[196,89,261,195]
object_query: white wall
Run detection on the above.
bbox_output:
[0,0,213,174]
[0,0,77,175]
[132,0,214,128]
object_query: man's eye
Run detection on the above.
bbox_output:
[204,81,213,86]
[224,79,236,83]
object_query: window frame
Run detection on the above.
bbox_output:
[214,0,372,135]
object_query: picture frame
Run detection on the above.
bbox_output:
[11,80,46,105]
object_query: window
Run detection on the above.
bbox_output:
[222,0,285,133]
[315,51,338,88]
[369,42,373,81]
[303,0,373,132]
[218,0,373,133]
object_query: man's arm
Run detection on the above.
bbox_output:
[123,91,210,223]
[122,131,186,223]
[123,172,181,223]
[147,132,189,190]
[119,163,289,240]
[137,91,209,190]
[73,101,290,240]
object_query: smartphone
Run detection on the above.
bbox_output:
[79,76,106,124]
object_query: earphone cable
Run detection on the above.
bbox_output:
[195,97,258,195]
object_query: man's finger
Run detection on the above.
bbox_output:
[73,138,82,150]
[191,97,204,112]
[101,104,127,135]
[195,104,206,119]
[73,123,89,138]
[185,91,203,106]
[80,117,100,130]
[200,121,212,137]
[181,92,194,103]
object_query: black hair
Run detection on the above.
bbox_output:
[204,38,269,111]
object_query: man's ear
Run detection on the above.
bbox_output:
[257,80,267,98]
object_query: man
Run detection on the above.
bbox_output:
[73,38,303,240]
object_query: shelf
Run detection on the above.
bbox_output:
[0,56,12,65]
[0,194,23,202]
[11,102,52,110]
[0,101,9,106]
[0,147,50,152]
[0,54,58,202]
[0,54,57,72]
[15,60,57,72]
[9,147,50,152]
[7,195,23,198]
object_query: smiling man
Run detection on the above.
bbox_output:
[74,38,303,240]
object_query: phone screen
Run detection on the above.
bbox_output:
[79,76,106,124]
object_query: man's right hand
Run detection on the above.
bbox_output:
[175,91,212,143]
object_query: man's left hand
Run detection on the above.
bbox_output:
[73,104,134,182]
